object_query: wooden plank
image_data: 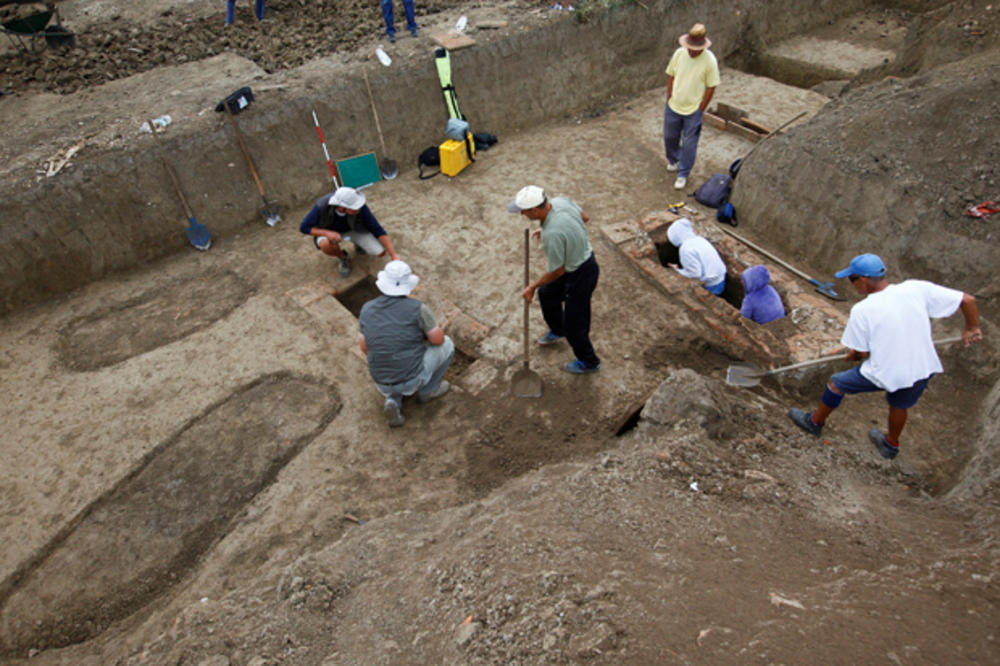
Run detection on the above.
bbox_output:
[430,32,477,50]
[739,116,772,134]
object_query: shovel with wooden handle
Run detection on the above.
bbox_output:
[362,67,398,180]
[222,101,281,226]
[512,228,543,398]
[716,225,844,301]
[726,336,963,387]
[148,119,211,251]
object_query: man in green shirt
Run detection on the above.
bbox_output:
[663,23,720,190]
[508,185,601,374]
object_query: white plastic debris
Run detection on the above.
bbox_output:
[769,592,805,610]
[455,16,468,33]
[376,47,392,67]
[689,481,699,492]
[140,115,172,133]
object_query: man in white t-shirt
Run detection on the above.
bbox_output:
[788,253,982,459]
[663,23,720,190]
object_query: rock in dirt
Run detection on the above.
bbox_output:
[455,620,482,646]
[641,368,726,432]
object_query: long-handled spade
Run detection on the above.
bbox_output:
[726,336,963,387]
[717,225,844,301]
[148,119,211,250]
[512,228,543,398]
[362,67,398,180]
[220,95,281,226]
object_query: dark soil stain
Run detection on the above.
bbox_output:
[55,269,254,371]
[0,373,340,656]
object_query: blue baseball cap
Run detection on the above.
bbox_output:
[834,253,886,279]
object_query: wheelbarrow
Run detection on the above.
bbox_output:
[1,1,74,54]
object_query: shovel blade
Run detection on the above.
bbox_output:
[512,366,542,398]
[379,158,399,180]
[810,279,844,301]
[725,363,766,387]
[186,221,212,251]
[261,202,281,227]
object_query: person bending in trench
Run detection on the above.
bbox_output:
[299,186,400,278]
[666,217,726,296]
[788,253,982,460]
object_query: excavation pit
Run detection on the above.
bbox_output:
[333,276,381,318]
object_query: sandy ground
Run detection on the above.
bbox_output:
[2,0,999,663]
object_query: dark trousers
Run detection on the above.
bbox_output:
[538,253,600,367]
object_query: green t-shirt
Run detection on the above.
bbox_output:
[541,197,592,273]
[666,47,720,116]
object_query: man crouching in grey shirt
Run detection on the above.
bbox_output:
[359,260,454,427]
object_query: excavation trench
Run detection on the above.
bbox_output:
[2,0,999,661]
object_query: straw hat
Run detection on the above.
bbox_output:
[679,23,711,50]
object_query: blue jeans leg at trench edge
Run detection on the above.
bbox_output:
[402,0,418,33]
[380,0,397,38]
[226,0,236,24]
[663,106,704,178]
[255,0,265,21]
[417,337,455,399]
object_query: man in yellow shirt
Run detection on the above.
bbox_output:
[663,23,720,190]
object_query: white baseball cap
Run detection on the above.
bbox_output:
[507,185,546,213]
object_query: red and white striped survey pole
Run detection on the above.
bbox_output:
[311,109,339,188]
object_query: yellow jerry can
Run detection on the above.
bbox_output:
[439,134,475,177]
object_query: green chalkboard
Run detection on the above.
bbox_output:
[336,153,381,189]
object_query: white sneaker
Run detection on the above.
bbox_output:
[674,176,687,190]
[666,161,678,172]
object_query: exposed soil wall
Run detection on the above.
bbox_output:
[730,48,1000,301]
[0,0,873,317]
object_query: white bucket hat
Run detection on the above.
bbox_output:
[507,185,546,213]
[329,186,366,210]
[376,260,420,296]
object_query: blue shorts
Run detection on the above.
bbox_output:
[830,367,932,409]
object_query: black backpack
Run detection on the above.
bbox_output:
[473,132,498,151]
[418,146,440,180]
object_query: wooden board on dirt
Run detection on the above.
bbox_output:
[430,32,476,50]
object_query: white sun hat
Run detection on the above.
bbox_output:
[328,186,366,210]
[376,260,420,296]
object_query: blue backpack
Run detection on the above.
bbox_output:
[694,172,732,208]
[716,201,737,226]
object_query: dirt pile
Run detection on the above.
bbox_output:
[0,0,476,94]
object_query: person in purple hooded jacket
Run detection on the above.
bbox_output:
[740,265,785,324]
